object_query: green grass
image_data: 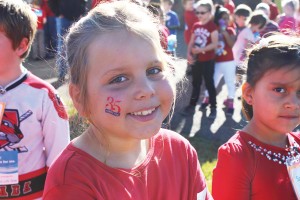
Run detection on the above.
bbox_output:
[188,136,220,192]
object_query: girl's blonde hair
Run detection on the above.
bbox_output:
[65,1,183,116]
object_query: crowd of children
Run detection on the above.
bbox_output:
[180,0,300,119]
[0,0,299,199]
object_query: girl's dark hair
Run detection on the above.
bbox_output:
[248,11,268,29]
[234,4,252,17]
[242,33,300,120]
[214,5,229,25]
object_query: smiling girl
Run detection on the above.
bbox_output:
[212,33,300,200]
[42,1,212,199]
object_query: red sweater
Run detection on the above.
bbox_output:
[184,10,199,44]
[213,131,299,200]
[192,20,218,62]
[43,129,212,200]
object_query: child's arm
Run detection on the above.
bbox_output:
[42,91,70,167]
[222,28,236,48]
[187,33,196,63]
[212,143,252,200]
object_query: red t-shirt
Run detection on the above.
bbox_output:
[212,131,299,200]
[32,8,46,30]
[269,2,279,21]
[159,25,169,51]
[192,20,218,62]
[41,0,55,17]
[215,27,235,62]
[184,10,199,44]
[43,129,212,200]
[224,1,235,14]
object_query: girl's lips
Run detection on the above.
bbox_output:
[279,115,299,119]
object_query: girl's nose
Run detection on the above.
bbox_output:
[134,77,155,100]
[284,94,300,109]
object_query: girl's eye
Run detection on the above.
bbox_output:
[274,88,286,93]
[109,76,128,84]
[147,67,162,76]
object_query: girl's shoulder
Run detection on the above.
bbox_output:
[47,142,104,179]
[216,131,256,168]
[218,131,254,156]
[155,128,190,144]
[154,128,196,153]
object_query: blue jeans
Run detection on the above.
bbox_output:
[56,17,73,79]
[44,16,57,56]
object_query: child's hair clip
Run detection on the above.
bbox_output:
[257,38,269,49]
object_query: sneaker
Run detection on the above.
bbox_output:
[208,108,216,119]
[180,105,195,116]
[58,76,65,84]
[223,99,229,107]
[225,100,234,116]
[199,97,209,110]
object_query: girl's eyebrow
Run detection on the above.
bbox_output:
[103,68,127,77]
[269,79,300,86]
[148,60,163,67]
[103,60,163,76]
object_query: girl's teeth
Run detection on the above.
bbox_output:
[132,108,155,116]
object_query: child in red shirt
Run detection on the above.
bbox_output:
[182,0,198,45]
[43,2,212,199]
[223,0,235,14]
[261,0,279,21]
[212,33,300,200]
[31,0,47,60]
[183,0,218,119]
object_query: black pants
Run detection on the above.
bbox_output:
[189,60,216,108]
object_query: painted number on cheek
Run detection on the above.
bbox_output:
[105,97,121,116]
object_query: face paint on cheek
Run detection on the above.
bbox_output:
[105,96,121,116]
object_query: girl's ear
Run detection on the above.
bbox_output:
[69,83,86,117]
[242,82,253,105]
[16,38,29,57]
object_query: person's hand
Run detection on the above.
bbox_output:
[191,46,199,54]
[187,53,195,64]
[192,46,205,54]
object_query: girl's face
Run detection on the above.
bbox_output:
[234,15,248,28]
[183,0,194,11]
[78,31,174,141]
[162,2,172,12]
[243,67,300,135]
[221,13,230,26]
[283,3,295,16]
[195,5,211,23]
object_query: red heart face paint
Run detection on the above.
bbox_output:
[105,96,121,116]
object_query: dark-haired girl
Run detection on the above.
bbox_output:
[201,5,236,116]
[212,33,300,200]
